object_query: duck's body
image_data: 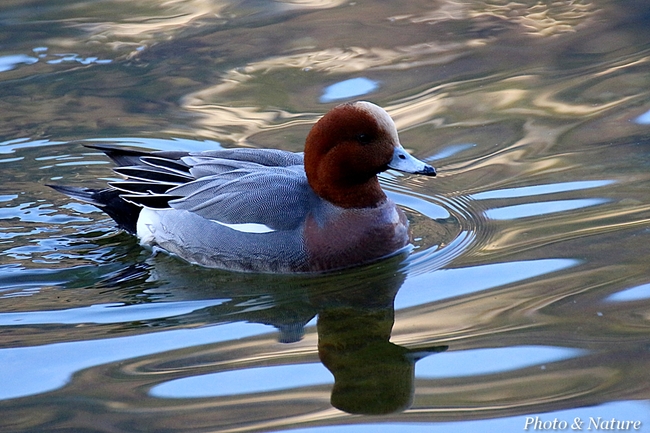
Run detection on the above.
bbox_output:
[50,101,435,273]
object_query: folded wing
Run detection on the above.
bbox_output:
[100,145,312,231]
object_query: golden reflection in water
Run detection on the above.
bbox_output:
[177,39,476,143]
[178,44,649,149]
[278,0,348,9]
[397,0,598,36]
[68,0,348,53]
[411,367,616,417]
[472,0,597,36]
[239,43,470,74]
[61,0,348,56]
[483,203,650,257]
[531,89,637,116]
[173,101,310,146]
[74,0,228,51]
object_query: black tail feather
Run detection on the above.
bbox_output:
[47,184,141,234]
[83,143,152,167]
[83,143,191,168]
[49,143,194,234]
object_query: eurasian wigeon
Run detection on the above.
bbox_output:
[50,101,436,273]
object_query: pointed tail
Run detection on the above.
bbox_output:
[47,184,141,234]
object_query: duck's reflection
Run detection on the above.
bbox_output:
[110,253,447,415]
[314,276,447,414]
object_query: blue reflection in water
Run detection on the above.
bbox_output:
[151,363,332,398]
[0,54,38,72]
[386,190,450,219]
[469,179,614,221]
[0,300,226,326]
[0,201,92,224]
[320,77,379,102]
[635,109,650,125]
[0,322,269,400]
[396,259,579,309]
[415,346,585,378]
[46,53,112,65]
[0,49,112,72]
[0,138,65,154]
[0,156,24,164]
[61,202,99,214]
[470,180,614,200]
[484,198,609,220]
[605,282,650,302]
[426,143,477,161]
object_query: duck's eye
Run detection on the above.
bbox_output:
[356,133,372,144]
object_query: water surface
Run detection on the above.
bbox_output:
[1,1,650,432]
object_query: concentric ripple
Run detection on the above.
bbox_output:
[383,174,490,276]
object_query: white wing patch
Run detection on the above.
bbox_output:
[137,207,160,245]
[210,219,277,234]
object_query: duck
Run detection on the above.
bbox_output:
[50,101,436,273]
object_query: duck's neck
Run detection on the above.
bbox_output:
[307,171,387,209]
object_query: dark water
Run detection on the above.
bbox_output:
[2,1,650,432]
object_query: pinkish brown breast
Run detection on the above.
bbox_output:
[303,199,410,272]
